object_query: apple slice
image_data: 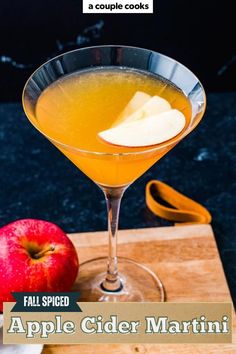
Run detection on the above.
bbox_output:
[112,91,151,127]
[113,95,171,128]
[99,109,186,147]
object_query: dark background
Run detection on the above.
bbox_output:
[0,1,236,303]
[0,0,235,101]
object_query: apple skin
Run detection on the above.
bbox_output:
[0,219,79,312]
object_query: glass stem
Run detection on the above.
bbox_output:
[101,186,126,292]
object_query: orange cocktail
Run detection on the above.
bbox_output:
[35,68,191,186]
[23,46,206,302]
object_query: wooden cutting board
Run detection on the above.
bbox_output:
[43,224,235,353]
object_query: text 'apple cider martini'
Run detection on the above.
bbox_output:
[23,46,206,302]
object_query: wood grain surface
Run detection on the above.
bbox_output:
[43,224,235,353]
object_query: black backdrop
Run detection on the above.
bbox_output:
[0,0,235,101]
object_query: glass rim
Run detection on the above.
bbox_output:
[22,44,206,157]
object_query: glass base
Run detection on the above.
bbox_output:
[76,257,165,302]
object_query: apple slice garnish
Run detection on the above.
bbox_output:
[112,91,151,127]
[120,95,171,124]
[112,92,171,127]
[99,109,186,147]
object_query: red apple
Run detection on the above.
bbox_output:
[0,219,79,312]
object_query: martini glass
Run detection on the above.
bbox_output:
[22,45,206,302]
